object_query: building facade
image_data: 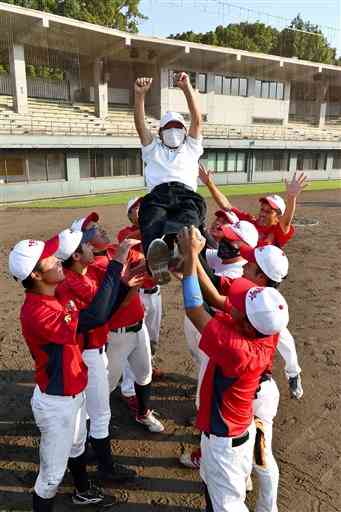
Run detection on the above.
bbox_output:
[0,3,340,203]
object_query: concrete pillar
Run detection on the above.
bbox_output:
[247,77,256,125]
[9,43,28,114]
[206,72,215,123]
[160,68,169,117]
[289,151,298,173]
[319,102,327,128]
[283,81,291,127]
[93,58,108,119]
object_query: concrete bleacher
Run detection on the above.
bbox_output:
[1,95,341,142]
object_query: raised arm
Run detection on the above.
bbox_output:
[196,259,226,311]
[175,72,202,139]
[134,77,153,146]
[198,162,232,209]
[280,172,308,233]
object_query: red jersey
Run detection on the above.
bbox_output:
[92,241,145,329]
[20,292,87,396]
[196,313,278,437]
[117,225,155,290]
[232,207,294,248]
[56,266,108,350]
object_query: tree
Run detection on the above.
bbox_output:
[276,15,336,64]
[170,15,339,65]
[3,0,145,32]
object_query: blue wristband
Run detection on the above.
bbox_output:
[182,275,203,309]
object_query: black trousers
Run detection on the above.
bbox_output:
[139,182,207,256]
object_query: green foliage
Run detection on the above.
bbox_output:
[170,14,339,65]
[26,64,64,80]
[2,0,145,32]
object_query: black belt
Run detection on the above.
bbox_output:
[204,431,249,447]
[111,320,143,334]
[143,286,159,295]
[154,181,194,193]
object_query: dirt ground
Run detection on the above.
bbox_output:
[0,189,340,512]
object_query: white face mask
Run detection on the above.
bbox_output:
[162,128,186,148]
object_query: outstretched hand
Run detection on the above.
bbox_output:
[177,226,206,257]
[285,172,308,198]
[198,162,214,186]
[114,238,141,265]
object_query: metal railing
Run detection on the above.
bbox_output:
[0,116,341,141]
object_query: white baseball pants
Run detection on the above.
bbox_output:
[82,348,111,439]
[200,421,256,512]
[140,286,162,348]
[120,288,162,397]
[252,378,280,512]
[107,322,152,393]
[31,385,87,499]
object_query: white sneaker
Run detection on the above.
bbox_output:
[179,449,201,469]
[136,410,165,433]
[147,239,171,285]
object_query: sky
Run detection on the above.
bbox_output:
[138,0,341,57]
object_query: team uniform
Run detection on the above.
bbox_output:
[196,312,280,512]
[56,264,111,441]
[117,225,162,399]
[231,207,294,248]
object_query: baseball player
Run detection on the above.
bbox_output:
[182,220,259,467]
[134,72,207,284]
[199,163,308,247]
[8,231,133,510]
[118,197,164,410]
[177,225,289,512]
[73,213,165,433]
[56,229,142,483]
[183,240,302,512]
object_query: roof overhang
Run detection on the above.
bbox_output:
[0,2,341,84]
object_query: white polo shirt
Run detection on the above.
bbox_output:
[141,135,203,192]
[206,249,247,277]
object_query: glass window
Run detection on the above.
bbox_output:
[227,152,236,172]
[261,81,270,99]
[255,80,262,98]
[215,75,222,95]
[28,153,47,181]
[207,151,217,171]
[239,78,248,97]
[277,82,284,100]
[47,152,66,180]
[222,76,231,95]
[216,152,225,172]
[333,151,341,169]
[79,150,91,178]
[236,152,246,172]
[231,78,239,96]
[198,73,207,93]
[126,150,142,176]
[3,153,26,182]
[269,82,277,99]
[95,151,111,177]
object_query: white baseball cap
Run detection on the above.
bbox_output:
[160,111,186,129]
[9,236,59,281]
[222,220,259,248]
[70,211,99,232]
[260,194,286,215]
[127,196,142,215]
[215,209,239,225]
[55,229,83,261]
[241,245,289,283]
[229,277,289,335]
